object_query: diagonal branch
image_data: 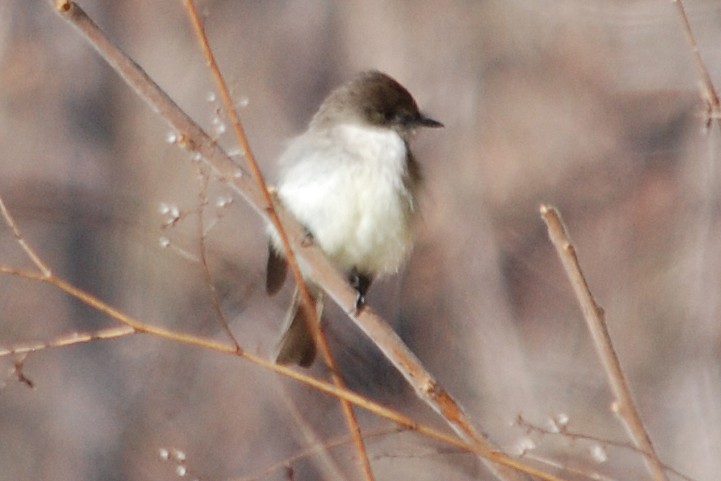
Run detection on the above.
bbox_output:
[193,165,242,352]
[179,2,374,479]
[0,196,51,277]
[672,0,721,126]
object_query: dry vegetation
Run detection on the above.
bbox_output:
[1,1,720,481]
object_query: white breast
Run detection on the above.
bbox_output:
[273,123,416,277]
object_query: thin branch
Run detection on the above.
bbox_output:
[194,164,242,352]
[178,0,321,357]
[8,355,35,389]
[179,3,374,480]
[672,0,721,127]
[521,453,619,481]
[0,196,51,277]
[233,426,402,481]
[49,2,525,479]
[274,380,352,481]
[540,204,669,481]
[0,322,136,357]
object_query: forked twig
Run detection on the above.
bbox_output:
[0,197,51,277]
[540,205,669,481]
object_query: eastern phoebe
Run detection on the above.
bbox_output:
[266,70,442,367]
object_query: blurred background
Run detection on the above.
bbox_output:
[1,1,720,480]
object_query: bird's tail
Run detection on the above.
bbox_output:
[274,286,324,367]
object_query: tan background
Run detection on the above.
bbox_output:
[1,1,719,480]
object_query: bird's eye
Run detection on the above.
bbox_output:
[384,111,407,125]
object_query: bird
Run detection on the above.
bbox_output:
[266,70,442,367]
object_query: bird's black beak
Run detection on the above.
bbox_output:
[417,114,443,128]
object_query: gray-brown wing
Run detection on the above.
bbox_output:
[265,242,288,295]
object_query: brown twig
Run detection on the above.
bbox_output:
[672,0,721,127]
[49,2,524,479]
[0,322,136,357]
[273,380,349,481]
[194,163,242,352]
[0,196,51,277]
[9,355,35,389]
[178,0,322,358]
[179,2,374,480]
[540,205,669,481]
